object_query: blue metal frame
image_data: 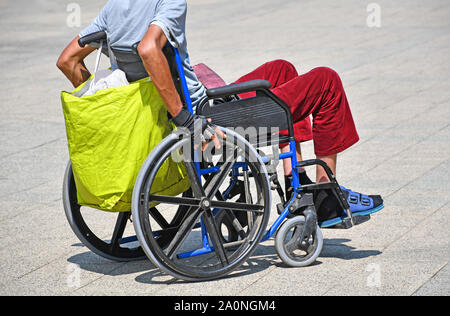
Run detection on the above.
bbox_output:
[170,45,302,259]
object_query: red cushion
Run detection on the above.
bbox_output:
[193,63,226,89]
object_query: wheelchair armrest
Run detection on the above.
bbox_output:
[206,80,272,98]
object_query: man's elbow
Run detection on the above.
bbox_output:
[56,54,70,72]
[137,41,161,62]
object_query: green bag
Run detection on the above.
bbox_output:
[61,76,190,212]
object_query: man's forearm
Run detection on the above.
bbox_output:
[139,46,183,117]
[57,36,95,88]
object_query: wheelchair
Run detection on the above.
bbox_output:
[63,31,372,281]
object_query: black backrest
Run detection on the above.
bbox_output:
[161,45,187,107]
[112,45,187,106]
[112,49,148,82]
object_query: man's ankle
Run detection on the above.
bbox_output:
[299,170,314,185]
[284,170,314,202]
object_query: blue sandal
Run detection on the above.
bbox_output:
[340,186,384,216]
[317,187,384,228]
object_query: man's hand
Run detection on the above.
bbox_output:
[172,108,226,150]
[203,118,227,151]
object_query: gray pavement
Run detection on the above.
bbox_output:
[0,0,449,296]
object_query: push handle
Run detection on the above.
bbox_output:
[132,42,140,55]
[78,31,107,48]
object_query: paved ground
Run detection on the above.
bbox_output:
[0,0,449,296]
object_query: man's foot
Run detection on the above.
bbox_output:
[318,187,384,228]
[340,186,384,216]
[279,173,384,229]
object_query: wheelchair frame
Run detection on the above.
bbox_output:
[160,43,360,260]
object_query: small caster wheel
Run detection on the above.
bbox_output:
[275,216,323,267]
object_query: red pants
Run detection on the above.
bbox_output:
[233,60,359,156]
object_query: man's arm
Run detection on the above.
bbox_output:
[138,24,225,148]
[138,25,183,117]
[57,36,96,88]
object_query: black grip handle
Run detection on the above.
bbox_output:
[206,80,272,98]
[78,31,107,48]
[132,42,140,55]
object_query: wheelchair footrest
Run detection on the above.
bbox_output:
[327,214,371,229]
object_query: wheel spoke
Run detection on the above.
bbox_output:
[153,226,179,247]
[149,195,201,207]
[110,212,129,252]
[224,211,247,239]
[165,207,203,259]
[205,148,241,199]
[148,207,170,228]
[202,209,229,266]
[285,238,298,254]
[182,154,206,199]
[214,192,247,240]
[306,244,315,254]
[285,226,302,254]
[210,200,264,213]
[243,170,254,231]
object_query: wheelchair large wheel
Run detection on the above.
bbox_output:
[63,162,188,262]
[132,128,271,281]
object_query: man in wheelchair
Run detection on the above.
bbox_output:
[57,0,383,227]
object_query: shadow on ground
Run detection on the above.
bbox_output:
[67,238,381,285]
[321,238,382,260]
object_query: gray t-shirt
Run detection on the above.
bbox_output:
[79,0,206,109]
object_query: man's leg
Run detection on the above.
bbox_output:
[271,67,360,182]
[272,67,386,222]
[234,63,382,220]
[232,60,313,177]
[232,59,300,97]
[316,154,337,183]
